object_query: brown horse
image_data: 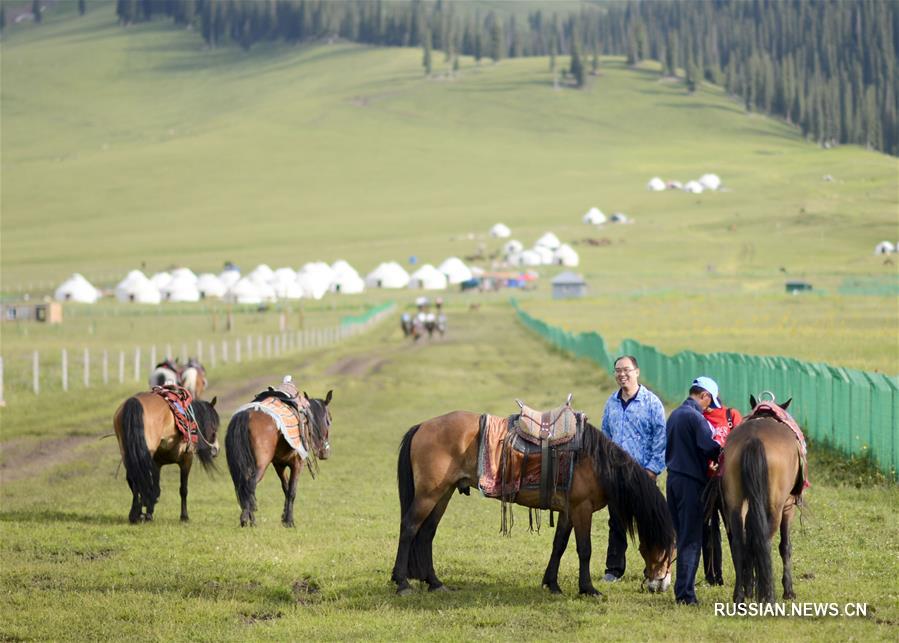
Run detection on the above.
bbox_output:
[391,411,675,595]
[113,391,220,523]
[180,358,207,398]
[722,395,804,604]
[225,391,332,527]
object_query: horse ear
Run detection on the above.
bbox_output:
[303,391,310,400]
[749,394,758,409]
[210,396,217,408]
[779,397,792,411]
[325,389,333,405]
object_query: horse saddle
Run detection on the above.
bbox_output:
[151,385,198,446]
[512,394,582,446]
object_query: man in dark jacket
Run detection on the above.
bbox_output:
[665,376,723,605]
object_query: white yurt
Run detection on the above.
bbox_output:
[301,262,337,288]
[684,181,704,194]
[553,244,580,267]
[533,245,555,265]
[647,177,666,192]
[54,273,101,303]
[196,273,226,299]
[249,264,275,285]
[365,262,410,289]
[150,271,173,290]
[409,264,448,290]
[490,223,511,238]
[699,173,722,191]
[535,232,561,250]
[503,239,524,256]
[331,260,360,280]
[296,270,330,300]
[160,274,201,302]
[218,268,241,289]
[583,207,606,225]
[115,270,161,304]
[518,249,543,267]
[332,272,366,294]
[225,278,263,305]
[271,268,300,299]
[438,257,473,284]
[874,241,896,255]
[169,267,198,284]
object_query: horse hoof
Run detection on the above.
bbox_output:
[282,521,295,528]
[180,516,190,523]
[783,591,796,600]
[579,588,602,597]
[543,584,563,595]
[396,586,414,597]
[428,584,451,593]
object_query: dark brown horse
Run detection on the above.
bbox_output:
[722,395,804,604]
[225,391,332,527]
[113,391,219,523]
[391,411,675,595]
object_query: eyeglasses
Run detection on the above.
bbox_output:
[614,368,636,375]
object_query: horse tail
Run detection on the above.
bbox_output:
[225,410,257,513]
[395,424,435,582]
[120,397,159,507]
[741,436,774,601]
[397,424,421,522]
[191,400,220,473]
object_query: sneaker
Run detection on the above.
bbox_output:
[601,573,621,583]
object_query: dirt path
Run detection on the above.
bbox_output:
[0,435,96,484]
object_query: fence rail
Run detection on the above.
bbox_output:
[0,302,394,403]
[511,300,897,479]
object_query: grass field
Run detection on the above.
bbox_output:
[1,305,897,640]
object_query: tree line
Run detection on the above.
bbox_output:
[6,1,896,155]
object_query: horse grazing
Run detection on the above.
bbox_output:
[113,389,220,523]
[225,390,333,527]
[180,358,207,398]
[722,394,806,604]
[391,411,675,596]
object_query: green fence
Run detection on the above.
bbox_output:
[512,300,897,479]
[340,301,395,327]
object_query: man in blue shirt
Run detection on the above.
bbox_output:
[600,355,667,583]
[665,376,724,605]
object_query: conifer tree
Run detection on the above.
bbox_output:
[422,25,432,76]
[570,42,585,88]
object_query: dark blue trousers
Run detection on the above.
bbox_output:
[667,473,704,604]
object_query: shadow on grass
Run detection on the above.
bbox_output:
[0,509,122,526]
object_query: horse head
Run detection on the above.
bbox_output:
[192,396,220,469]
[640,541,674,593]
[749,393,792,413]
[304,389,333,460]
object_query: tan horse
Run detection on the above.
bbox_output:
[391,411,675,596]
[180,358,207,398]
[113,391,219,523]
[722,395,804,604]
[225,391,332,527]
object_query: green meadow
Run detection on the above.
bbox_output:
[1,5,898,641]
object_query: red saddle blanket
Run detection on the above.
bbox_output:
[152,385,198,446]
[748,402,810,492]
[477,414,576,499]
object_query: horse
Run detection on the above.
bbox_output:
[436,313,447,337]
[113,390,220,523]
[149,358,180,388]
[410,316,426,342]
[180,358,207,398]
[720,394,805,604]
[391,411,675,596]
[225,390,333,527]
[400,313,414,337]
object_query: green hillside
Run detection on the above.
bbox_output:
[2,8,896,290]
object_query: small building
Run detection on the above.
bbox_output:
[785,280,813,294]
[552,272,588,299]
[2,301,63,324]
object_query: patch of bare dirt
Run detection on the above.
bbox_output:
[325,355,389,377]
[0,435,95,485]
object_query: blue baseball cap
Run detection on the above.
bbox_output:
[693,376,722,408]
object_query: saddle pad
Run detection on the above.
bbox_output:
[236,398,308,460]
[749,402,810,492]
[515,400,580,446]
[477,415,576,499]
[152,385,197,445]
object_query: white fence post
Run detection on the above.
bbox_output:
[235,338,241,364]
[83,348,90,388]
[150,345,157,371]
[103,350,109,385]
[33,351,40,395]
[197,340,203,363]
[210,342,217,369]
[134,347,141,382]
[247,335,253,361]
[62,349,68,392]
[222,340,228,363]
[257,335,263,358]
[266,335,272,358]
[119,350,125,384]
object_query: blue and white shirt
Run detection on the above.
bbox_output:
[601,385,667,474]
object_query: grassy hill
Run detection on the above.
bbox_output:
[2,7,896,289]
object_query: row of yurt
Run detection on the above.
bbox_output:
[648,173,723,193]
[503,232,579,267]
[583,207,607,225]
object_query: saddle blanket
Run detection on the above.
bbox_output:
[236,397,308,460]
[750,402,810,492]
[152,385,197,445]
[477,414,575,499]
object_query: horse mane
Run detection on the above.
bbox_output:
[581,421,675,559]
[190,399,220,471]
[306,397,329,442]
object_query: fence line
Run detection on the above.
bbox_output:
[1,302,394,403]
[511,299,897,479]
